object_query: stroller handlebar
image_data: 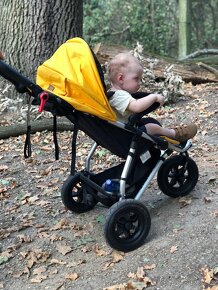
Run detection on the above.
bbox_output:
[0,59,41,95]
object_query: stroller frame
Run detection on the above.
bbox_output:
[0,48,199,252]
[83,136,192,201]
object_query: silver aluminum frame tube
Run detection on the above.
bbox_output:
[134,160,164,200]
[85,141,98,172]
[134,148,181,200]
[119,147,135,199]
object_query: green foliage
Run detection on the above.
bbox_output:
[191,0,218,51]
[83,0,218,57]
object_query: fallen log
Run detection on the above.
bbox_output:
[95,44,218,84]
[149,60,218,84]
[0,118,73,139]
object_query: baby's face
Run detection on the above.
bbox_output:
[122,63,143,93]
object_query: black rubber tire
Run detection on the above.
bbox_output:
[104,199,151,252]
[61,173,98,213]
[157,155,199,198]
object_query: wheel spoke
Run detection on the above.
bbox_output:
[117,216,128,226]
[129,213,138,223]
[169,176,177,186]
[116,222,131,238]
[115,212,139,239]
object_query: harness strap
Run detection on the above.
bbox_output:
[70,119,79,175]
[53,115,59,160]
[24,96,34,158]
[106,91,115,99]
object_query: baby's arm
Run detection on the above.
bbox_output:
[128,93,164,113]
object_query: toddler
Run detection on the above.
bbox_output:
[108,52,197,142]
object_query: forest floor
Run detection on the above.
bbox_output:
[0,82,218,290]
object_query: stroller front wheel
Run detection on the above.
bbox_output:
[61,173,98,213]
[157,155,199,198]
[104,199,151,252]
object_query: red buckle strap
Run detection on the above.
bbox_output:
[38,92,49,112]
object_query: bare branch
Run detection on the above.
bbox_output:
[197,62,218,76]
[97,26,130,38]
[179,49,218,60]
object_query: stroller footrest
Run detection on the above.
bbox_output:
[159,136,180,145]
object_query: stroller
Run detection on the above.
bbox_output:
[0,38,199,252]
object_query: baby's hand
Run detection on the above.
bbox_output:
[155,94,164,106]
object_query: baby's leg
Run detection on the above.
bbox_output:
[145,123,176,139]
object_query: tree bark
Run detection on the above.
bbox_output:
[0,0,83,81]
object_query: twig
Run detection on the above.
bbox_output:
[97,26,130,38]
[197,62,218,76]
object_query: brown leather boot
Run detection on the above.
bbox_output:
[174,124,198,142]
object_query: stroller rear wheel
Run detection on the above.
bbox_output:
[61,173,98,213]
[157,155,198,198]
[104,199,151,252]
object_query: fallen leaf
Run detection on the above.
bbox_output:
[51,218,68,231]
[127,267,156,288]
[112,251,124,263]
[33,266,47,275]
[17,234,32,243]
[204,196,212,203]
[24,250,50,269]
[30,275,47,283]
[65,273,79,281]
[28,195,39,203]
[206,286,218,290]
[49,259,67,266]
[93,244,109,257]
[66,260,86,268]
[103,284,127,290]
[144,264,156,270]
[0,165,8,171]
[170,246,178,253]
[178,197,192,207]
[81,245,92,253]
[127,272,136,279]
[103,261,114,271]
[136,266,145,278]
[56,243,73,255]
[201,267,214,284]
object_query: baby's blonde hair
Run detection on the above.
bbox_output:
[108,52,142,83]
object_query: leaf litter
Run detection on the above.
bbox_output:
[0,83,218,289]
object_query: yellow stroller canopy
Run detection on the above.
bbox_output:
[36,37,117,122]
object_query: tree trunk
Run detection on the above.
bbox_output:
[178,0,191,59]
[0,0,83,82]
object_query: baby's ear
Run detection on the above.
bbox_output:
[0,51,4,60]
[117,72,124,82]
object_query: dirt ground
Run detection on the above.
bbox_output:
[0,83,218,290]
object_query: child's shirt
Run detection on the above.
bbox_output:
[109,90,135,123]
